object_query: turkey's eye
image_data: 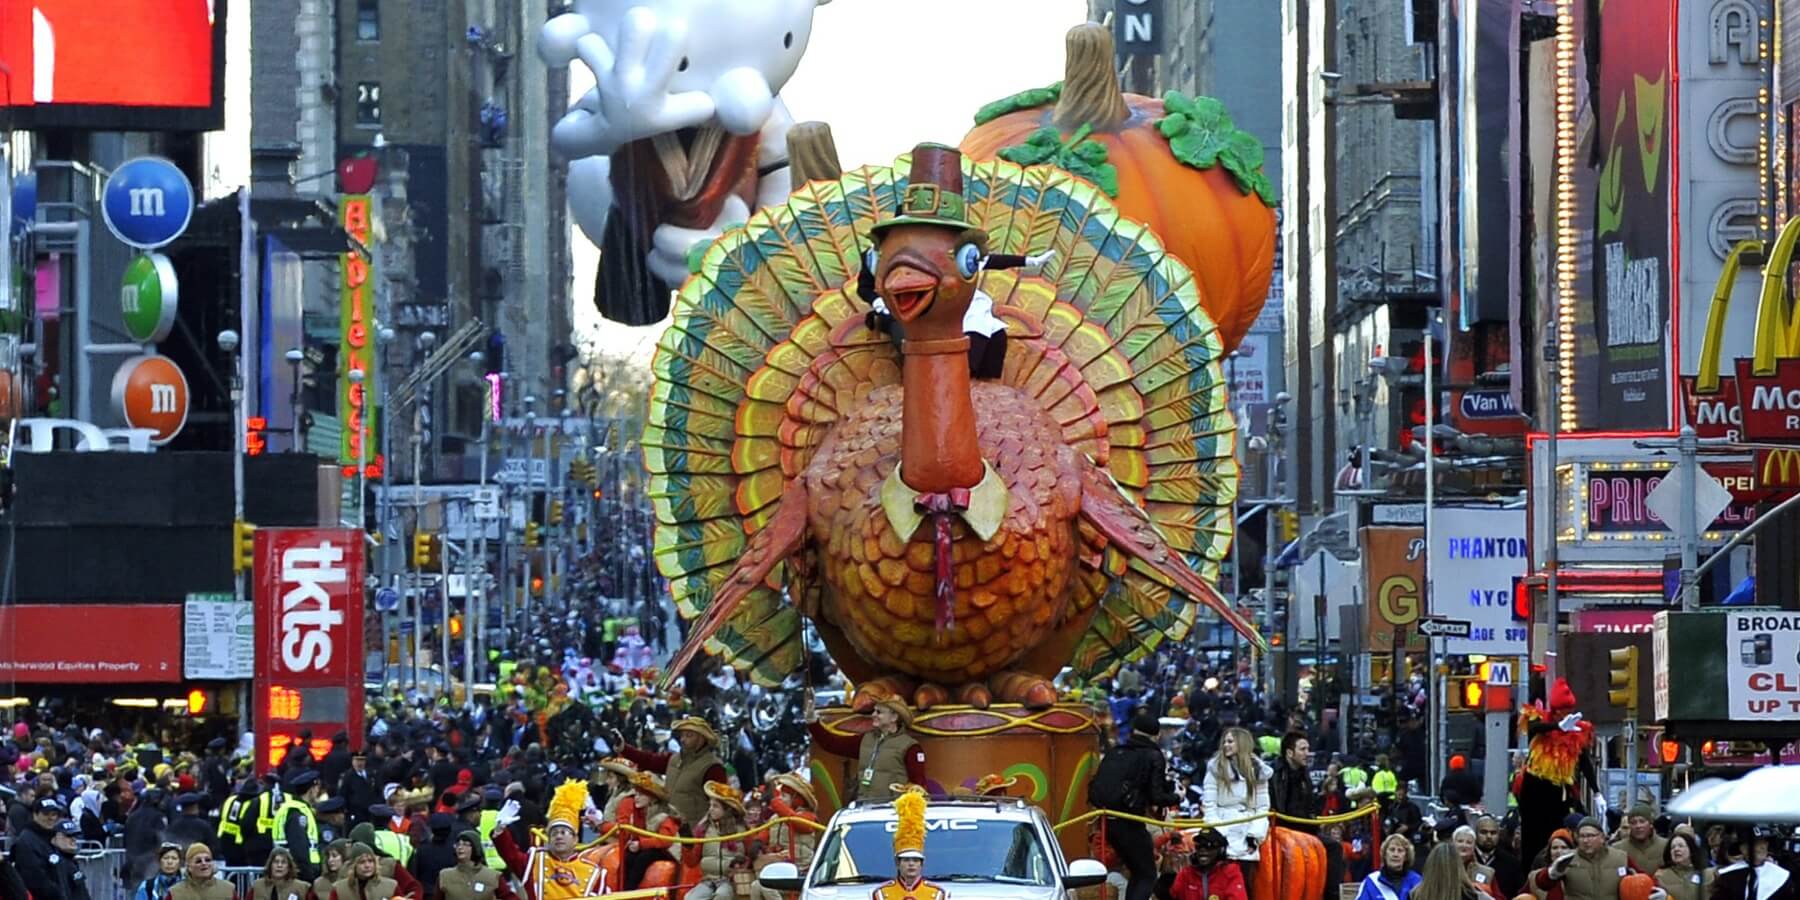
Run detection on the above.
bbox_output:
[955,243,981,279]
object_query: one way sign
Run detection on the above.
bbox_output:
[1416,618,1473,639]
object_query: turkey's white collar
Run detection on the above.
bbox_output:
[881,461,1008,541]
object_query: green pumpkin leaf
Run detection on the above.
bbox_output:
[973,82,1065,125]
[995,124,1120,198]
[1154,90,1279,207]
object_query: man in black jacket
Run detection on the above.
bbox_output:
[1090,711,1175,900]
[1268,732,1318,831]
[11,797,70,900]
[338,750,379,826]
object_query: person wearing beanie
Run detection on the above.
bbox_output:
[1535,818,1637,900]
[1088,710,1177,900]
[436,831,515,900]
[250,848,307,900]
[1611,805,1667,876]
[331,844,398,900]
[168,843,234,900]
[492,780,604,900]
[314,840,351,900]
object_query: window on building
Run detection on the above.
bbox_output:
[356,82,381,126]
[356,0,379,40]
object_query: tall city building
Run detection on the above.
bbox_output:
[252,0,571,479]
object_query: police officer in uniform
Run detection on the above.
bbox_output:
[274,772,324,882]
[316,797,348,845]
[168,794,218,859]
[217,783,253,867]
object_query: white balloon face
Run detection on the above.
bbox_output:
[569,0,820,96]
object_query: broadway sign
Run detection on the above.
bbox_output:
[253,528,364,772]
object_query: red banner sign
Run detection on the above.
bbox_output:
[0,604,180,682]
[1681,375,1740,440]
[253,528,364,772]
[1571,608,1661,634]
[1734,358,1800,440]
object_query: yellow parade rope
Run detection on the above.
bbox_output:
[1051,804,1380,833]
[538,815,829,849]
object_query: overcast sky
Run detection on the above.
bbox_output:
[570,0,1091,358]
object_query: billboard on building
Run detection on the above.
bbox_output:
[0,0,225,131]
[1427,507,1529,655]
[253,528,365,772]
[338,195,377,469]
[0,604,182,683]
[1571,0,1676,429]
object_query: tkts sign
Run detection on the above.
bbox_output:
[253,528,364,773]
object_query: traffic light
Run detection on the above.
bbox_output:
[1277,509,1300,544]
[412,531,439,568]
[549,499,565,524]
[232,520,256,573]
[1449,675,1485,710]
[525,521,541,548]
[186,689,210,715]
[245,416,267,456]
[1608,646,1640,712]
[569,458,594,485]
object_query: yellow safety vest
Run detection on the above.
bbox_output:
[1371,769,1399,795]
[478,809,504,869]
[272,799,322,865]
[255,793,277,835]
[218,796,244,841]
[374,828,414,866]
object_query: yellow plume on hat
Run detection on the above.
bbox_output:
[892,788,926,859]
[547,779,588,832]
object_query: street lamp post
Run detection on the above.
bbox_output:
[219,330,245,610]
[471,350,488,689]
[285,348,305,452]
[524,394,537,625]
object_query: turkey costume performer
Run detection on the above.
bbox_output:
[871,788,948,900]
[494,781,606,900]
[1513,678,1597,869]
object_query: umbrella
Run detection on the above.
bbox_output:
[1668,766,1800,823]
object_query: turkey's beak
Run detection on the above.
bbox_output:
[883,264,939,322]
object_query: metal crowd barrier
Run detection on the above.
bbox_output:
[220,866,263,899]
[75,845,126,900]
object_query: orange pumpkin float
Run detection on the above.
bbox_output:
[960,24,1277,353]
[1253,826,1327,900]
[1619,873,1659,900]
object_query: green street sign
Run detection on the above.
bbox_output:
[121,252,178,343]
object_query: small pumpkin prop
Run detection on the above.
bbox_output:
[1253,826,1327,900]
[961,24,1277,353]
[1619,873,1659,900]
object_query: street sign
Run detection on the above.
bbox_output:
[374,587,400,612]
[1643,463,1734,539]
[1486,661,1513,686]
[494,458,549,486]
[1459,390,1518,419]
[101,157,195,249]
[1417,618,1473,639]
[471,486,501,520]
[121,253,179,343]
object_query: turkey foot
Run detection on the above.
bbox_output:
[990,671,1058,710]
[913,682,951,710]
[850,676,916,713]
[957,682,993,708]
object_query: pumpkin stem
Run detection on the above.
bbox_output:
[1053,24,1131,133]
[787,120,843,184]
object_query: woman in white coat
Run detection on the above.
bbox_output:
[1202,726,1271,885]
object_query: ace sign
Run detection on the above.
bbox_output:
[1726,611,1800,720]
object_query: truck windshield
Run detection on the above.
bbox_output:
[809,816,1055,887]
